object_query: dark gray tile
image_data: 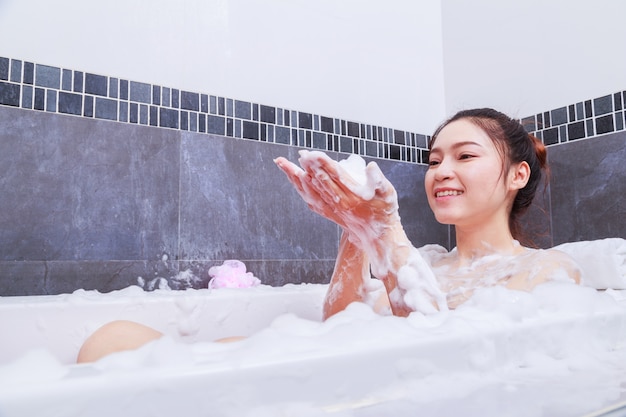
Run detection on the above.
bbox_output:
[312,132,326,150]
[274,126,291,145]
[46,89,57,112]
[139,104,148,124]
[83,95,93,117]
[46,260,179,294]
[243,121,259,140]
[595,114,614,135]
[161,88,171,107]
[95,97,118,120]
[0,81,20,106]
[62,69,72,91]
[240,259,335,286]
[181,91,199,112]
[550,131,626,244]
[23,62,34,84]
[129,102,138,123]
[172,89,180,109]
[235,100,251,120]
[35,64,61,89]
[179,133,340,261]
[299,112,312,130]
[119,101,128,122]
[0,57,9,80]
[85,73,107,96]
[10,59,21,83]
[567,121,586,140]
[130,81,151,104]
[594,95,613,116]
[180,259,336,287]
[260,105,275,124]
[226,98,233,116]
[21,85,32,109]
[180,111,188,130]
[207,115,225,135]
[576,102,584,121]
[189,112,198,132]
[160,107,179,128]
[119,79,128,100]
[0,106,180,262]
[0,260,180,295]
[73,71,83,93]
[0,261,47,295]
[550,107,568,126]
[34,87,45,110]
[109,78,118,99]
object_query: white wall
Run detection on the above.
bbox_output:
[0,0,446,134]
[441,0,626,120]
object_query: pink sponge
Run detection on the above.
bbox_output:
[208,260,261,289]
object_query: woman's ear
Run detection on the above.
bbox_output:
[509,161,531,190]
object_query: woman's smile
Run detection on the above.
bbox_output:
[434,188,464,198]
[425,119,510,228]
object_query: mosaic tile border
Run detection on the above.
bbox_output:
[523,92,626,145]
[0,57,429,164]
[0,56,624,164]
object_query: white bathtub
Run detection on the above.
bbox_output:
[1,283,626,417]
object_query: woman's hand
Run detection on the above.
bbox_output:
[276,151,446,317]
[274,151,401,246]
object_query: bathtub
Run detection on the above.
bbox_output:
[1,282,626,417]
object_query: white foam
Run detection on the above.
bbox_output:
[1,284,625,416]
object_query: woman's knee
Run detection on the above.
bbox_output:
[77,320,163,364]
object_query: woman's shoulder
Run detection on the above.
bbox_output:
[518,247,583,285]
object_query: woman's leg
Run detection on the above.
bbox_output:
[77,320,163,363]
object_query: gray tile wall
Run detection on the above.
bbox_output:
[0,106,446,295]
[1,56,624,295]
[549,131,626,244]
[0,57,429,165]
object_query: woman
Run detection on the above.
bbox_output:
[274,108,581,318]
[78,108,581,362]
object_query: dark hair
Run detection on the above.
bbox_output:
[429,108,548,246]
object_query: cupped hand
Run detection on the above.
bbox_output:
[274,151,401,242]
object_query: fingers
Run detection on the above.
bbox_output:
[298,151,364,210]
[275,156,344,224]
[302,151,359,195]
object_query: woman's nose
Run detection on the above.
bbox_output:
[434,158,454,181]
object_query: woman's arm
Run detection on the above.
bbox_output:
[276,151,446,317]
[323,231,371,319]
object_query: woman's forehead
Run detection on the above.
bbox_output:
[432,119,496,150]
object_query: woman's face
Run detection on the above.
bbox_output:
[424,119,515,229]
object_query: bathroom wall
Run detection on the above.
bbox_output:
[0,56,448,295]
[0,0,445,134]
[441,0,626,119]
[440,0,626,245]
[1,0,625,296]
[525,93,626,246]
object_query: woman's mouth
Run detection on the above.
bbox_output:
[435,190,463,198]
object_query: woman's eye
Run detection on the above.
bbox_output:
[428,160,440,166]
[459,154,474,160]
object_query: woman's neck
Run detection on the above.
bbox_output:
[453,225,522,265]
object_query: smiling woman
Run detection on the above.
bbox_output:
[78,108,584,362]
[275,108,582,317]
